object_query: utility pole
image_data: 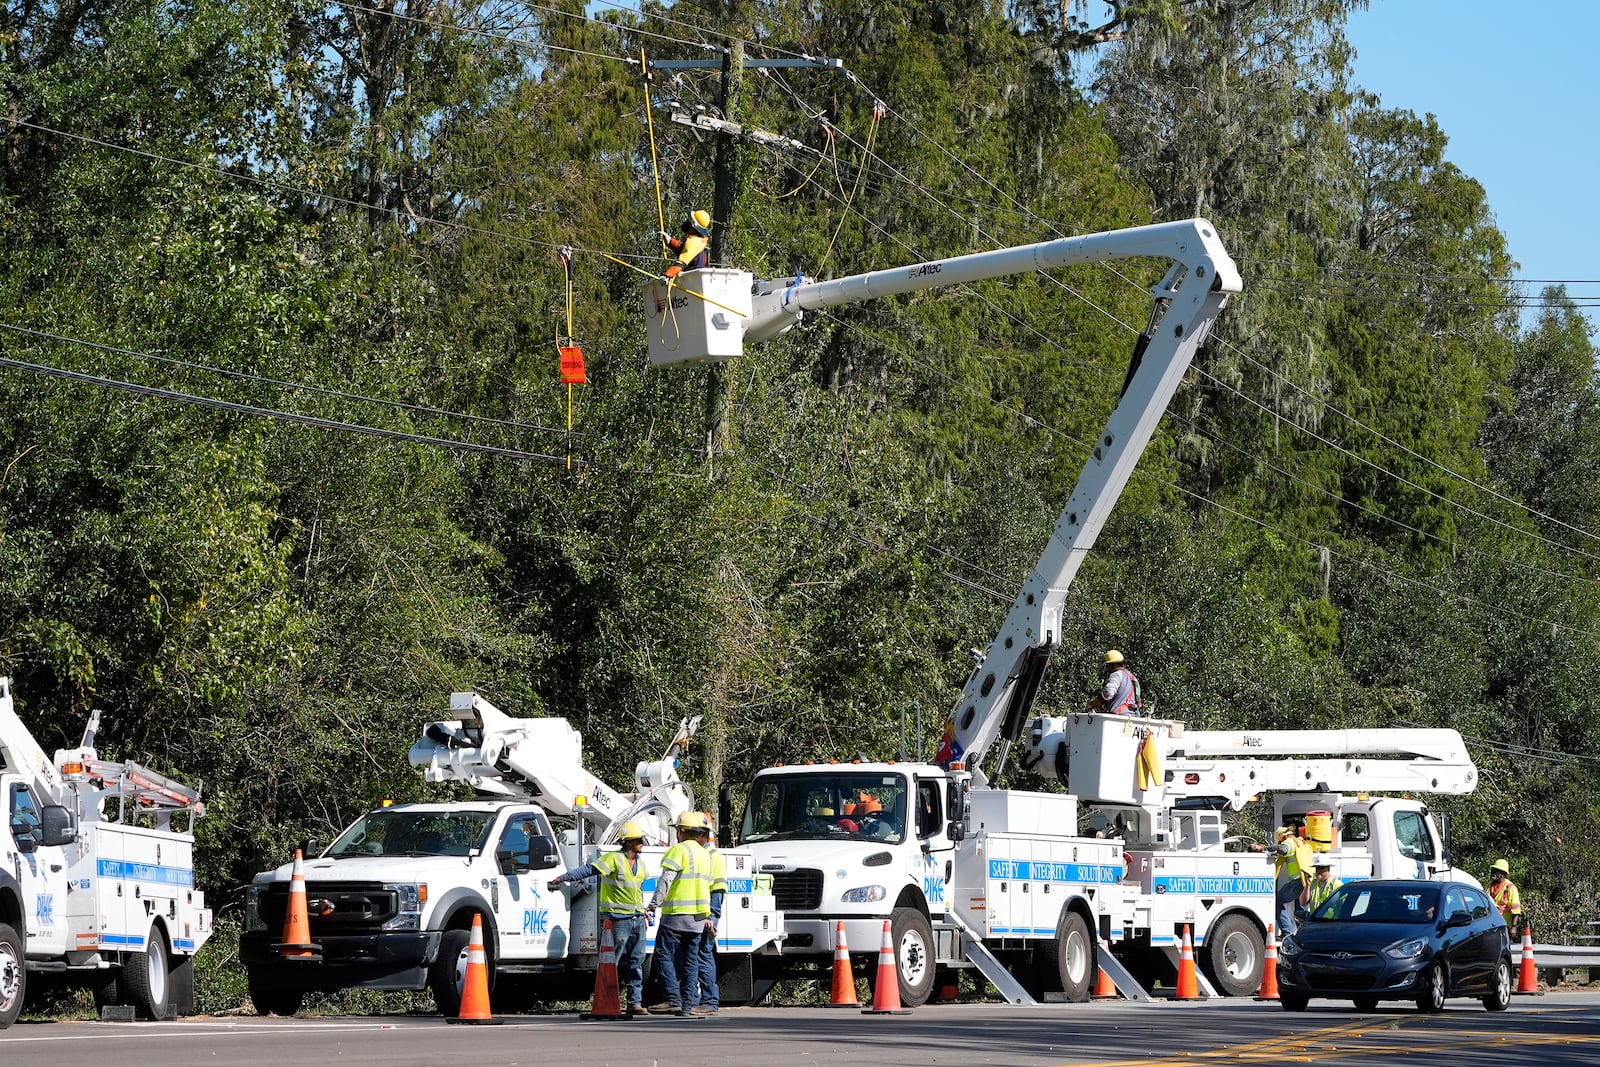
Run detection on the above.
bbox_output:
[705,36,744,466]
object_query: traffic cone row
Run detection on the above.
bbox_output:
[446,913,502,1025]
[1515,924,1543,996]
[828,920,860,1007]
[273,849,321,959]
[862,919,912,1015]
[1174,924,1200,1000]
[1092,938,1118,999]
[581,919,629,1021]
[1255,923,1280,1001]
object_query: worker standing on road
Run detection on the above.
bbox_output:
[1300,854,1342,914]
[1489,858,1524,933]
[646,811,712,1016]
[690,811,727,1016]
[660,210,712,281]
[1090,650,1142,715]
[547,819,651,1016]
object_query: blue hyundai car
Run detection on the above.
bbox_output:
[1276,879,1513,1013]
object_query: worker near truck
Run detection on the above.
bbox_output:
[547,819,651,1016]
[692,811,727,1016]
[1256,825,1314,935]
[659,210,712,281]
[1091,649,1142,715]
[1301,853,1342,913]
[1489,859,1524,932]
[645,811,712,1016]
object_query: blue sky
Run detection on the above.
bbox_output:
[1345,1,1598,330]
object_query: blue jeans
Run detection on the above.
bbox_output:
[1276,880,1302,938]
[654,925,701,1009]
[695,926,719,1010]
[604,914,647,1008]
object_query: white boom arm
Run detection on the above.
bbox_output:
[407,691,702,845]
[846,220,1241,784]
[0,675,68,805]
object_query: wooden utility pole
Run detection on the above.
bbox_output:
[704,36,744,465]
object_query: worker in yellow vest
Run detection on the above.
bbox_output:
[691,811,728,1016]
[1300,854,1342,914]
[1488,858,1524,934]
[548,819,651,1015]
[645,811,711,1016]
[1265,825,1314,935]
[660,210,712,281]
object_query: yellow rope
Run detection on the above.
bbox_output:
[775,125,834,199]
[818,109,881,274]
[602,253,748,318]
[641,47,668,260]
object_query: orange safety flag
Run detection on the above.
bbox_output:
[559,345,587,385]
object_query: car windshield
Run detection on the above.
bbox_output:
[739,773,908,844]
[1310,883,1442,924]
[326,809,495,858]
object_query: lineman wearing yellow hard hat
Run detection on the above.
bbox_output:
[1488,859,1523,935]
[645,811,712,1015]
[548,819,652,1015]
[660,210,712,280]
[1090,649,1143,715]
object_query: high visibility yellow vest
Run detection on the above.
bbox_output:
[1308,877,1341,911]
[708,847,727,894]
[1491,878,1522,916]
[661,840,711,916]
[1276,838,1312,881]
[592,850,646,915]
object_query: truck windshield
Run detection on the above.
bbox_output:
[739,773,908,844]
[326,809,495,858]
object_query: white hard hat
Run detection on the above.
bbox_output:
[1313,854,1334,868]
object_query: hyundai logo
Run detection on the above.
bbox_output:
[1331,951,1353,960]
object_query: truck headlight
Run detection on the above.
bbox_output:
[840,885,887,904]
[1384,937,1428,960]
[246,885,267,932]
[383,882,425,931]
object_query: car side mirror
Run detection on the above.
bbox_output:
[39,805,76,847]
[527,834,561,871]
[9,818,39,853]
[1443,910,1472,930]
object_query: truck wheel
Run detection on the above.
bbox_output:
[0,922,23,1029]
[246,969,305,1016]
[430,927,473,1017]
[120,931,171,1020]
[1201,914,1265,998]
[1049,911,1094,1003]
[881,907,935,1008]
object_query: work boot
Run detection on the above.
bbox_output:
[645,1002,679,1015]
[690,1004,716,1016]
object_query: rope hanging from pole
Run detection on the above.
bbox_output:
[641,47,668,260]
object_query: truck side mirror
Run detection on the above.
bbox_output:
[496,847,531,875]
[299,837,323,859]
[527,834,561,871]
[9,818,39,853]
[39,805,76,847]
[718,784,734,849]
[947,821,965,842]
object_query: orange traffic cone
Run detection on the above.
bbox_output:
[827,920,860,1007]
[861,919,912,1015]
[1174,924,1200,1000]
[273,849,321,959]
[1255,923,1280,1001]
[1092,938,1118,999]
[446,913,502,1025]
[1515,924,1543,996]
[581,919,629,1021]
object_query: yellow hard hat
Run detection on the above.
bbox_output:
[697,811,716,831]
[814,807,835,817]
[1104,649,1125,666]
[1491,858,1510,876]
[675,811,702,830]
[616,820,647,842]
[691,209,711,230]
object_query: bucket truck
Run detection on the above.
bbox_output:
[241,691,783,1018]
[0,676,212,1029]
[695,218,1482,1007]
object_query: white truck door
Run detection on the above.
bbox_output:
[491,813,569,962]
[912,778,956,915]
[8,783,69,956]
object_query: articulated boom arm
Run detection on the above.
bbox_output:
[408,692,701,844]
[894,220,1243,784]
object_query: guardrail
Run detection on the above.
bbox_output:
[1534,944,1600,969]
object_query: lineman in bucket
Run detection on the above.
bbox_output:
[660,210,712,281]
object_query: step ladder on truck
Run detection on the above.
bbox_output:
[0,676,213,1028]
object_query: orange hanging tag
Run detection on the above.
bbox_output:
[559,345,587,385]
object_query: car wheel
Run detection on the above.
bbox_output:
[1483,957,1511,1012]
[1353,996,1379,1013]
[1414,961,1446,1014]
[1201,914,1265,998]
[1280,991,1309,1012]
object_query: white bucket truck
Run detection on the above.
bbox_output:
[1,676,213,1028]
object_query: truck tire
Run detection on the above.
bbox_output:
[430,927,473,1018]
[246,969,305,1016]
[1046,911,1094,1003]
[879,907,935,1008]
[0,922,23,1029]
[1201,914,1265,998]
[120,931,171,1020]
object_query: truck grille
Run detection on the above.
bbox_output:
[258,882,399,935]
[771,869,824,911]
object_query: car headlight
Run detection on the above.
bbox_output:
[1384,937,1428,960]
[1278,936,1304,958]
[382,882,425,931]
[841,885,887,904]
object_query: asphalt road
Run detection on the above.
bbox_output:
[3,994,1597,1067]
